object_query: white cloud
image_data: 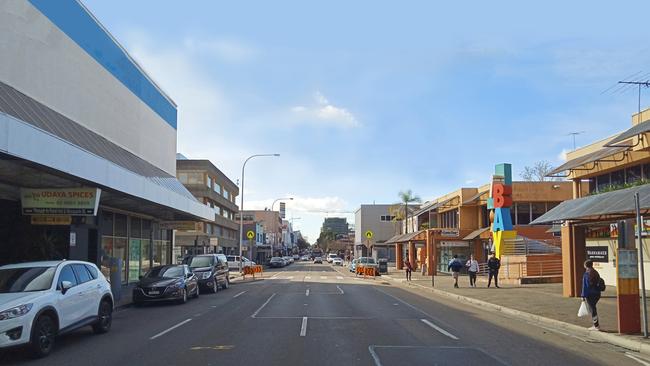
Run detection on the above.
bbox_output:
[183,38,258,63]
[291,90,360,128]
[557,149,569,162]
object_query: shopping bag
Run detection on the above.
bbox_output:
[577,300,590,317]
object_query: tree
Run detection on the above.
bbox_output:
[296,237,309,250]
[316,229,336,252]
[398,189,421,234]
[520,161,557,181]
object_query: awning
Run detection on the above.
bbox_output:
[385,230,427,244]
[606,119,650,147]
[412,196,459,216]
[462,227,490,240]
[530,183,650,224]
[546,145,630,176]
[462,190,489,205]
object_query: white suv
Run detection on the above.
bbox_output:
[327,253,338,263]
[0,260,114,358]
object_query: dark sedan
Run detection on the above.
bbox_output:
[268,257,286,268]
[133,265,199,305]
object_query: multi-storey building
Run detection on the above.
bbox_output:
[0,0,213,288]
[236,210,282,258]
[393,181,575,274]
[321,217,349,237]
[174,158,239,256]
[354,204,404,260]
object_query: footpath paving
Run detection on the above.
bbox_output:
[382,267,650,356]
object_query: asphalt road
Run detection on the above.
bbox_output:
[1,261,649,366]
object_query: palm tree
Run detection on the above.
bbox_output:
[398,190,421,234]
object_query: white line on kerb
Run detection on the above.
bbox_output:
[306,289,310,296]
[420,319,459,340]
[305,276,311,280]
[251,293,276,318]
[320,276,327,279]
[150,319,192,340]
[300,317,308,336]
[337,285,344,294]
[233,291,246,298]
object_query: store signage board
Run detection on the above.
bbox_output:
[440,229,459,237]
[31,215,72,225]
[586,246,609,262]
[160,221,198,231]
[440,241,468,248]
[21,188,100,216]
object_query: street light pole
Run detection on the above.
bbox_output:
[239,154,280,272]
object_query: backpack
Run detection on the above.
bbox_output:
[597,277,606,292]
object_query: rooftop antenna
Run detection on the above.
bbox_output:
[617,80,650,123]
[567,131,585,150]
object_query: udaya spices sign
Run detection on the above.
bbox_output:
[21,188,101,216]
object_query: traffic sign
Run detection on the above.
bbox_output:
[247,230,255,239]
[365,230,373,239]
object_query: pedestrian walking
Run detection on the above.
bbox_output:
[582,259,604,331]
[448,254,463,288]
[487,252,500,288]
[466,254,479,287]
[404,259,413,281]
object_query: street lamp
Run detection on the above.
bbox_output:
[271,197,293,212]
[239,153,280,272]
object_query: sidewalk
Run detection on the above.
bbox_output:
[384,267,650,355]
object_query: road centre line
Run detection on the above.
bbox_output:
[150,319,192,340]
[233,291,247,298]
[420,319,459,340]
[300,317,308,336]
[251,293,276,318]
[337,285,344,294]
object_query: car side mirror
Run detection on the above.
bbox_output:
[61,281,73,294]
[186,273,193,279]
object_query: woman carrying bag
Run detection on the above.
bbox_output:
[580,259,604,331]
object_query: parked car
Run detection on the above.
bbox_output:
[133,265,199,306]
[283,256,294,264]
[0,260,114,358]
[349,259,358,272]
[226,256,255,271]
[183,254,229,293]
[326,253,338,263]
[269,257,286,268]
[301,255,310,261]
[332,257,343,266]
[313,257,323,264]
[292,254,300,260]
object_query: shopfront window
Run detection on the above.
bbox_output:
[627,165,642,184]
[611,170,624,187]
[516,202,530,225]
[596,173,610,192]
[531,203,545,222]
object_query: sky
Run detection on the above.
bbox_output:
[84,0,650,242]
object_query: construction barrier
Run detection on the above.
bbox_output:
[355,266,377,279]
[242,265,263,279]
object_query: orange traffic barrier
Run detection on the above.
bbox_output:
[242,265,263,279]
[355,266,376,279]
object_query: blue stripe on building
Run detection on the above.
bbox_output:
[27,0,178,129]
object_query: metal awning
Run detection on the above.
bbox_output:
[530,184,650,224]
[385,230,427,244]
[462,190,489,205]
[546,145,630,176]
[413,196,459,216]
[605,119,650,147]
[462,227,490,240]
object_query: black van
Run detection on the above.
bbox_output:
[183,254,230,293]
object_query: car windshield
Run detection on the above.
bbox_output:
[227,256,237,262]
[146,266,184,279]
[0,266,57,293]
[188,256,213,268]
[270,257,282,261]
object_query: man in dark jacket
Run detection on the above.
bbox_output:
[448,254,463,288]
[487,252,500,288]
[581,260,602,331]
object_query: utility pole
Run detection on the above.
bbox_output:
[567,131,585,150]
[618,80,650,123]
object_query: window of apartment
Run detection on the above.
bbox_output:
[222,208,230,218]
[214,182,222,194]
[481,205,489,228]
[380,215,395,222]
[206,175,212,188]
[611,169,625,187]
[440,209,458,228]
[224,190,230,200]
[516,202,531,225]
[627,165,642,184]
[596,173,610,192]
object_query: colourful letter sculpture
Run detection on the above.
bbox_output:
[490,163,516,258]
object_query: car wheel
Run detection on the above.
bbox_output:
[178,288,188,304]
[193,285,200,298]
[212,280,218,294]
[30,314,56,358]
[92,300,113,334]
